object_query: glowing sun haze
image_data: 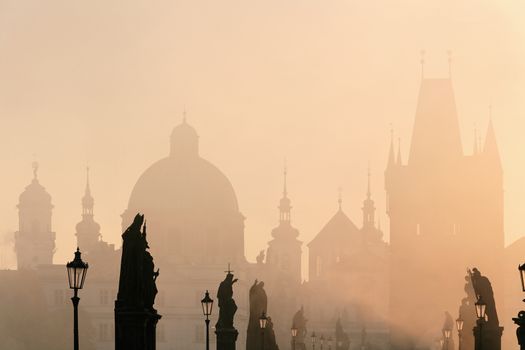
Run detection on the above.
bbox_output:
[0,0,524,269]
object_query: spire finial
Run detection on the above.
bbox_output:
[338,186,343,211]
[32,160,39,180]
[86,166,91,192]
[447,50,452,79]
[420,49,426,80]
[367,164,371,199]
[489,104,493,121]
[283,158,288,198]
[387,124,396,168]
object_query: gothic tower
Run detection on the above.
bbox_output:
[266,166,302,284]
[386,77,504,349]
[75,167,102,254]
[14,163,56,269]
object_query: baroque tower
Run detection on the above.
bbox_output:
[266,166,302,284]
[14,163,56,269]
[75,167,102,254]
[386,77,504,349]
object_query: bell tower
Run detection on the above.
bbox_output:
[14,162,56,269]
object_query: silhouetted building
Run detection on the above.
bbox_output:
[120,119,251,350]
[305,176,389,350]
[386,77,504,349]
[14,163,56,269]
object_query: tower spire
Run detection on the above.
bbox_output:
[366,165,371,199]
[473,124,479,155]
[82,167,94,217]
[278,163,292,224]
[32,161,39,181]
[483,105,502,171]
[387,125,395,168]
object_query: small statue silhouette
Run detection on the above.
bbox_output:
[292,306,308,350]
[256,250,265,264]
[335,318,350,350]
[216,271,238,330]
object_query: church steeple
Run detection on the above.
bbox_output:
[387,127,396,168]
[82,167,94,217]
[279,164,292,224]
[75,168,101,252]
[362,167,376,230]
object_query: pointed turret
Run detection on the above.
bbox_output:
[278,164,292,224]
[483,118,502,171]
[408,78,463,167]
[387,127,396,168]
[473,125,479,155]
[75,168,101,252]
[396,138,403,166]
[362,168,376,230]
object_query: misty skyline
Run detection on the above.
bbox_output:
[0,0,524,267]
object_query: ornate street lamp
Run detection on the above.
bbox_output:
[443,328,451,350]
[201,290,214,350]
[260,312,268,350]
[519,263,525,292]
[328,336,333,350]
[320,334,325,350]
[515,265,525,349]
[311,332,317,350]
[291,324,298,350]
[456,316,464,350]
[475,295,487,350]
[66,248,89,350]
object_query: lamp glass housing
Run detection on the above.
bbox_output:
[519,264,525,292]
[455,317,464,332]
[201,290,214,316]
[259,312,268,329]
[311,332,317,344]
[475,296,487,319]
[66,248,88,289]
[444,329,451,339]
[291,326,298,337]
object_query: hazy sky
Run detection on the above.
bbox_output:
[0,0,524,267]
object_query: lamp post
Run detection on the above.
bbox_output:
[514,264,525,349]
[328,336,333,350]
[456,316,464,350]
[475,295,487,350]
[443,328,451,350]
[311,332,317,350]
[291,324,298,350]
[260,312,268,350]
[201,290,214,350]
[66,248,89,350]
[320,335,325,350]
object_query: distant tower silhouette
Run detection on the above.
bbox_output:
[14,162,56,269]
[386,75,504,349]
[75,167,102,254]
[266,165,302,284]
[362,167,375,231]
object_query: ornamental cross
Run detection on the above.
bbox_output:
[225,263,234,275]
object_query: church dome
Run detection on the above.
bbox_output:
[122,120,245,264]
[18,166,52,209]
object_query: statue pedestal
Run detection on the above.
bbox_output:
[115,304,162,350]
[216,327,239,350]
[473,324,503,350]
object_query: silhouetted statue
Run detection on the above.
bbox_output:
[441,312,455,350]
[458,272,477,350]
[335,318,350,350]
[247,280,279,350]
[115,213,161,350]
[256,250,265,264]
[215,269,239,350]
[216,272,238,329]
[291,306,308,350]
[469,268,503,350]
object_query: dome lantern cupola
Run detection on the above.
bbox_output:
[170,118,199,158]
